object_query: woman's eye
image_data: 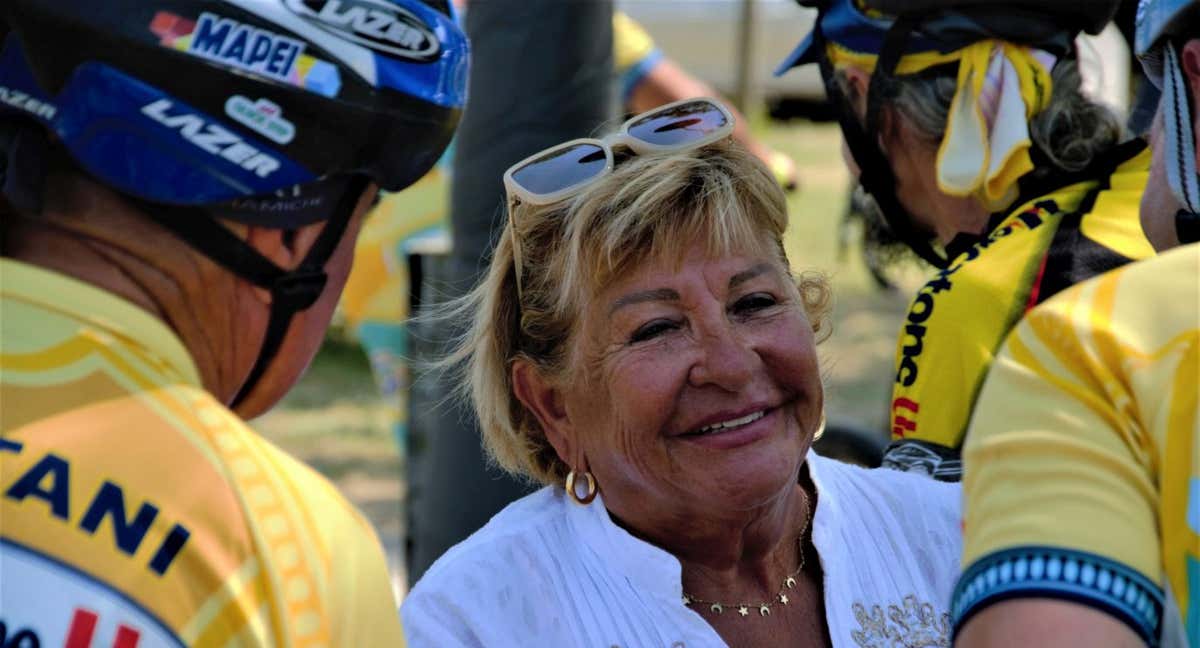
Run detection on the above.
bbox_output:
[630,320,679,343]
[732,293,778,314]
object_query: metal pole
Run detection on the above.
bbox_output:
[406,0,614,587]
[734,0,759,113]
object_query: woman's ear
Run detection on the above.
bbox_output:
[238,221,325,305]
[237,183,376,305]
[511,359,579,469]
[840,66,872,122]
[245,222,324,269]
[839,66,899,153]
[876,104,904,154]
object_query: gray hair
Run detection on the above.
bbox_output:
[844,59,1123,176]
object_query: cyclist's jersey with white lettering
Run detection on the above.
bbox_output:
[882,141,1156,480]
[0,259,405,647]
[953,244,1199,647]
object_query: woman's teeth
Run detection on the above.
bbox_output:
[695,410,765,435]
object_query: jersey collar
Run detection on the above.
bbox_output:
[0,258,202,388]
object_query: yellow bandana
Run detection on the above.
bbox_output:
[829,40,1056,211]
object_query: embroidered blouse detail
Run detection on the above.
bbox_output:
[851,595,950,648]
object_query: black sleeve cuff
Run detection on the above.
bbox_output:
[952,546,1164,647]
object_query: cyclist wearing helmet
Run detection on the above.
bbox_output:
[778,0,1155,480]
[0,0,466,644]
[953,1,1199,646]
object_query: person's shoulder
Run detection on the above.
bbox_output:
[810,455,962,604]
[1109,138,1152,178]
[910,234,1024,316]
[1104,243,1197,300]
[814,453,958,498]
[413,487,568,587]
[401,487,571,645]
[139,388,381,550]
[1027,244,1198,348]
[1059,243,1195,302]
[236,429,380,538]
[811,454,960,536]
[232,424,404,636]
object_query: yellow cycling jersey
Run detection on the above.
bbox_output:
[0,259,405,647]
[613,11,657,75]
[953,243,1199,647]
[883,141,1156,479]
[613,11,663,103]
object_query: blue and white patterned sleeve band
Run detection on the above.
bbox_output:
[620,48,664,105]
[951,546,1164,647]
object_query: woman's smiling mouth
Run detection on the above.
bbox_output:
[677,406,781,449]
[693,409,766,435]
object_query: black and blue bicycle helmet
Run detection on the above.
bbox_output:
[0,0,469,407]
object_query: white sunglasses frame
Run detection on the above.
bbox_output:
[501,97,736,207]
[503,97,735,301]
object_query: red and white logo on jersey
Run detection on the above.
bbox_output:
[63,608,141,648]
[0,542,183,647]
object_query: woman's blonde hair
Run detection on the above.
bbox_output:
[437,138,830,486]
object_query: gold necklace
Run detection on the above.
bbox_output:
[681,489,811,619]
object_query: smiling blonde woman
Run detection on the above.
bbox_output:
[401,101,962,648]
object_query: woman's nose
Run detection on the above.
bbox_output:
[687,323,757,391]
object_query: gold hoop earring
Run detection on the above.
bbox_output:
[565,470,597,505]
[813,413,827,441]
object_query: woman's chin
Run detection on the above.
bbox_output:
[675,435,808,510]
[711,466,804,513]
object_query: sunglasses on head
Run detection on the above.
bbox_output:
[503,98,735,300]
[503,98,735,206]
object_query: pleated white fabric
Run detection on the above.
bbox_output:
[402,453,961,647]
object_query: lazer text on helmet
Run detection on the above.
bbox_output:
[141,99,281,178]
[284,0,441,60]
[0,86,56,121]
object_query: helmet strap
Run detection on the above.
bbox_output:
[816,14,951,268]
[139,175,368,408]
[1161,42,1200,243]
[3,115,369,407]
[0,120,48,215]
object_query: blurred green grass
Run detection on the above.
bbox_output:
[252,120,925,591]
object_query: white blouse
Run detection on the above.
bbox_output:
[402,453,961,647]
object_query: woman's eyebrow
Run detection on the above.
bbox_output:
[729,263,774,289]
[608,288,680,316]
[606,263,774,316]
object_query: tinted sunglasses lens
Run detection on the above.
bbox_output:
[627,101,729,147]
[511,143,607,197]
